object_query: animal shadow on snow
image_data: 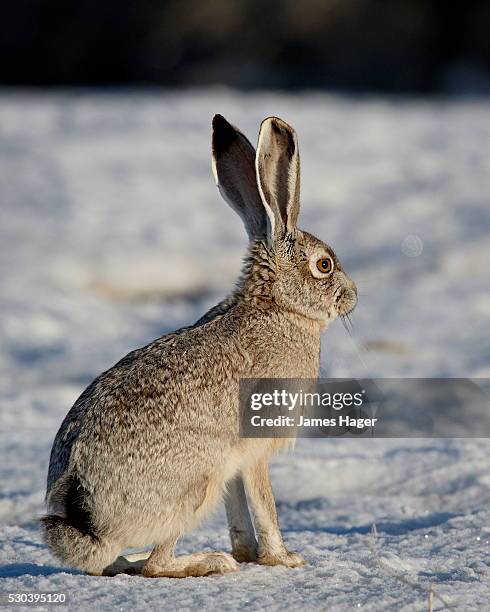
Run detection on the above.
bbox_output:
[0,563,82,578]
[278,499,457,536]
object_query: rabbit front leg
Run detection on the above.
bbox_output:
[225,474,258,562]
[243,457,306,567]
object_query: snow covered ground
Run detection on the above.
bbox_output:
[0,90,489,610]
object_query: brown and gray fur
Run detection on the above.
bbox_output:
[42,115,357,577]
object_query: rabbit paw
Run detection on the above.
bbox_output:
[258,548,306,568]
[231,544,258,563]
[143,551,239,578]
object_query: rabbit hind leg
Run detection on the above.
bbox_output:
[143,476,239,578]
[142,540,238,578]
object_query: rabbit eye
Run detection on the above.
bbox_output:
[316,257,333,274]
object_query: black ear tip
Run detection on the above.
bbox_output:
[212,114,228,130]
[212,114,235,156]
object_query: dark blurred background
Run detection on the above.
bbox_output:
[1,0,489,93]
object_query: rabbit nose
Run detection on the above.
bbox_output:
[347,276,357,293]
[345,277,357,300]
[337,284,358,315]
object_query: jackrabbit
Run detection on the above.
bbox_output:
[42,115,357,577]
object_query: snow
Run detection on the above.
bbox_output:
[0,90,489,610]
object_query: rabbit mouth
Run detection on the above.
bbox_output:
[336,287,357,316]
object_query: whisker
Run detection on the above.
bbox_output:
[340,315,353,336]
[339,312,373,375]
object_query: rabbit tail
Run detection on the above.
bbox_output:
[41,473,119,574]
[41,515,118,575]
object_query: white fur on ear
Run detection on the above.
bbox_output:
[255,116,301,245]
[255,122,277,243]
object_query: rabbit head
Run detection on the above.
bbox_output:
[212,114,357,328]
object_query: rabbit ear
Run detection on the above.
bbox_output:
[212,114,267,240]
[255,117,300,243]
